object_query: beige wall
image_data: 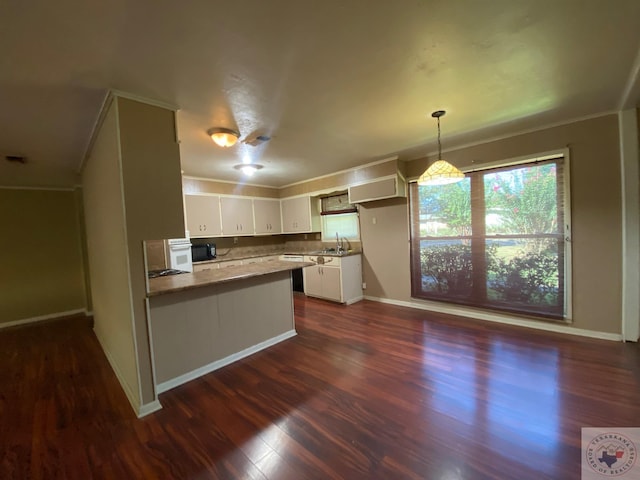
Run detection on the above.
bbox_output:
[117,97,185,405]
[358,197,412,301]
[82,96,185,413]
[184,158,400,199]
[0,188,86,324]
[183,177,279,198]
[82,101,140,407]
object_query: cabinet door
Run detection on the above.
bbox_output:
[220,197,254,236]
[184,195,222,237]
[253,198,282,234]
[303,265,323,297]
[320,266,342,302]
[281,197,299,232]
[282,196,311,232]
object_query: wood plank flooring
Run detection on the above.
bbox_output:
[1,296,639,479]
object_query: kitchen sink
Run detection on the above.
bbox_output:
[309,249,350,256]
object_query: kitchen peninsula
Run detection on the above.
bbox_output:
[147,260,311,393]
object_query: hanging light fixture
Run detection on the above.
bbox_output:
[417,110,465,186]
[233,163,263,177]
[207,127,240,147]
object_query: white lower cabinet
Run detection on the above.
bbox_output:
[303,254,363,304]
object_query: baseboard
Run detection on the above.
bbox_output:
[346,295,364,305]
[137,400,162,417]
[0,308,86,329]
[93,327,145,416]
[364,295,623,342]
[157,329,298,394]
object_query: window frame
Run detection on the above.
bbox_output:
[321,211,360,242]
[409,149,572,321]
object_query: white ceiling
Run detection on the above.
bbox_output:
[1,0,639,188]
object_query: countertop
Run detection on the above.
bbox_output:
[147,260,312,297]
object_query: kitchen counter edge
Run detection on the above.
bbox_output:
[147,260,313,297]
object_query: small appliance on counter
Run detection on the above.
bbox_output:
[164,238,193,272]
[191,243,216,262]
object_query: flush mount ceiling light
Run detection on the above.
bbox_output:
[417,110,465,186]
[207,127,240,147]
[233,163,264,177]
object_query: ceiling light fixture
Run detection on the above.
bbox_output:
[233,163,264,177]
[417,110,465,186]
[208,127,240,147]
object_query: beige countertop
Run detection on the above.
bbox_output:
[147,260,312,297]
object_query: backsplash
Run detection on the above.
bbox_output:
[145,240,167,270]
[145,234,363,268]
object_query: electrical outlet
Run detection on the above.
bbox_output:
[233,237,238,244]
[372,217,377,225]
[362,282,367,289]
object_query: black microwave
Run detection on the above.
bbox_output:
[191,243,216,262]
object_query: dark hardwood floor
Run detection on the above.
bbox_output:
[2,295,639,479]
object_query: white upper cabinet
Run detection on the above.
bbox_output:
[253,198,282,235]
[220,197,254,236]
[348,174,406,204]
[281,196,320,233]
[184,195,222,237]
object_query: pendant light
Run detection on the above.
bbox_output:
[417,110,464,186]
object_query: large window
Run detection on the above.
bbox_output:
[409,156,570,319]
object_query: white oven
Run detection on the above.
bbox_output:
[165,238,193,272]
